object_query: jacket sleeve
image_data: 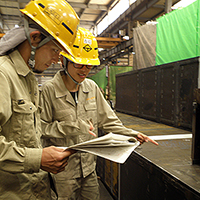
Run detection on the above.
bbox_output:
[0,71,42,173]
[95,83,139,137]
[40,83,90,139]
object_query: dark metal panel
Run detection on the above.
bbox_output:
[140,67,158,120]
[115,57,200,130]
[111,162,118,198]
[96,157,105,178]
[104,159,111,192]
[177,61,199,129]
[159,64,176,125]
[116,71,139,115]
[192,89,200,164]
[120,152,200,200]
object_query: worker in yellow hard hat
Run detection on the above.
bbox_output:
[40,27,158,200]
[0,0,79,199]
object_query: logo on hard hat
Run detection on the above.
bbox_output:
[83,44,92,52]
[44,6,62,24]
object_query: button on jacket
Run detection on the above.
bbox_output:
[0,50,51,200]
[40,70,139,187]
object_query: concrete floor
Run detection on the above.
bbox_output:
[99,179,114,200]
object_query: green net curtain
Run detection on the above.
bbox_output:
[156,0,199,65]
[88,67,107,95]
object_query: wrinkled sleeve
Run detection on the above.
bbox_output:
[95,84,139,137]
[40,84,90,139]
[0,72,11,126]
[0,71,42,173]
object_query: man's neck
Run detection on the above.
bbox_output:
[17,40,31,68]
[62,73,79,92]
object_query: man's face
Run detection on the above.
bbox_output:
[67,62,92,83]
[33,40,61,73]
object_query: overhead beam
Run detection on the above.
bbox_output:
[130,0,160,20]
[0,7,21,16]
[98,0,181,37]
[96,37,125,48]
[79,12,99,16]
[153,4,165,9]
[69,2,107,11]
[78,0,91,19]
[99,38,133,63]
[80,20,95,26]
[93,0,117,26]
[17,0,30,3]
[1,14,21,19]
[0,4,18,8]
[99,0,160,36]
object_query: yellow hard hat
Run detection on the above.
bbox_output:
[20,0,79,57]
[61,27,100,66]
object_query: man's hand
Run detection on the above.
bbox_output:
[136,133,158,146]
[88,120,97,137]
[41,146,75,174]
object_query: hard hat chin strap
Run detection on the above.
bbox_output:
[63,57,82,88]
[24,17,53,69]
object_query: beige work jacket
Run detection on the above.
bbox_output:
[0,50,51,200]
[40,70,139,180]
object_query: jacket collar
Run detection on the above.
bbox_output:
[53,70,70,98]
[9,50,32,77]
[53,70,92,98]
[80,79,90,93]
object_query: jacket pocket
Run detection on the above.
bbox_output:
[13,99,37,113]
[54,109,75,121]
[10,99,38,147]
[84,101,97,125]
[84,101,97,111]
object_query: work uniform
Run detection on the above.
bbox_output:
[0,50,51,199]
[40,70,139,199]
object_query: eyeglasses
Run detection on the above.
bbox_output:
[71,62,93,69]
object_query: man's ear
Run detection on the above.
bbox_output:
[30,31,42,47]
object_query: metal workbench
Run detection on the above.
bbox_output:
[97,112,200,200]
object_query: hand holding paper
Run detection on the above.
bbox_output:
[61,133,141,164]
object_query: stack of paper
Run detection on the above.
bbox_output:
[63,133,140,164]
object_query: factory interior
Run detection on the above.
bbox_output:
[1,0,200,199]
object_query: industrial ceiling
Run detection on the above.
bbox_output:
[1,0,181,36]
[0,0,117,33]
[0,0,182,76]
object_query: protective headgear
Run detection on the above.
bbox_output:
[61,27,100,66]
[20,0,79,69]
[20,0,79,56]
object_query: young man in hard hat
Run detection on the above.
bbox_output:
[0,0,79,199]
[40,27,158,199]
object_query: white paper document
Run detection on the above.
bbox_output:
[62,133,140,164]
